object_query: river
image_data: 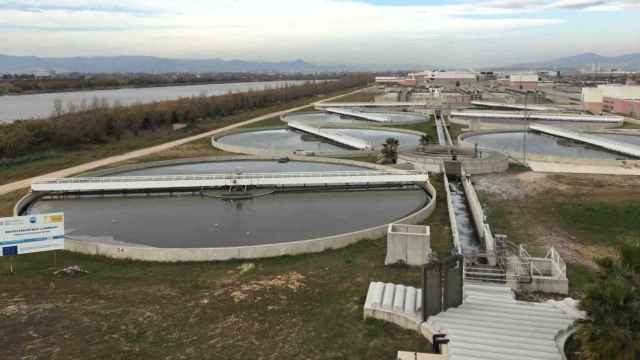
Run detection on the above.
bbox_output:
[0,80,309,123]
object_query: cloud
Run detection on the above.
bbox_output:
[0,0,637,67]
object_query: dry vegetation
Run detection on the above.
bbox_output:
[0,239,430,359]
[475,169,640,294]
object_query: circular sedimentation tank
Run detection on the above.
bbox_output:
[215,127,423,154]
[460,131,640,160]
[21,158,432,255]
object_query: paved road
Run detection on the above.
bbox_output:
[0,89,363,196]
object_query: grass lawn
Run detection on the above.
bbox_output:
[555,199,640,247]
[423,174,454,256]
[0,239,431,360]
[391,120,436,143]
[478,174,640,295]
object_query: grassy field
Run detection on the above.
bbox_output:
[391,119,436,143]
[322,89,377,103]
[0,238,431,360]
[555,199,640,247]
[477,172,640,295]
[422,174,453,256]
[0,88,362,187]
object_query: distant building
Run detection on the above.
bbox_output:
[408,71,478,87]
[582,84,640,118]
[31,69,54,79]
[496,73,539,91]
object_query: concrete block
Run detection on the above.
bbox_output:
[385,224,431,266]
[393,285,406,312]
[383,283,396,308]
[405,287,417,313]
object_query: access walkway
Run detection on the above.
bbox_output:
[471,101,558,112]
[287,121,372,150]
[530,123,640,158]
[451,110,624,124]
[314,102,425,108]
[31,170,428,193]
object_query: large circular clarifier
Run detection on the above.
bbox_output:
[216,128,422,153]
[25,160,430,248]
[463,131,638,160]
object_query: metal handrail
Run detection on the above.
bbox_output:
[530,123,640,158]
[33,170,423,185]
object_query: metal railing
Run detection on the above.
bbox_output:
[530,123,640,158]
[545,246,567,280]
[33,170,421,185]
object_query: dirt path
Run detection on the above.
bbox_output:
[0,89,363,196]
[528,161,640,176]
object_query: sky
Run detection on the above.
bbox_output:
[1,0,639,67]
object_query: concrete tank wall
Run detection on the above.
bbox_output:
[19,155,438,262]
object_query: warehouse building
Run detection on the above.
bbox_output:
[408,71,478,87]
[582,84,640,118]
[496,73,539,90]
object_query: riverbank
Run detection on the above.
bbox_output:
[0,86,367,192]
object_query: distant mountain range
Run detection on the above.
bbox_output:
[0,54,429,74]
[502,52,640,71]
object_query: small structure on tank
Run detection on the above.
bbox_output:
[385,223,431,266]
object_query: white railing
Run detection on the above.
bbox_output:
[530,123,640,158]
[287,121,372,150]
[451,111,624,123]
[32,170,429,192]
[545,246,567,280]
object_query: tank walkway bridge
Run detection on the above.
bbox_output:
[471,101,558,112]
[323,107,395,123]
[451,110,624,124]
[287,121,372,150]
[530,123,640,158]
[31,170,428,193]
[314,102,425,109]
[435,112,453,146]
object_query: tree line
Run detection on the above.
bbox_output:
[0,75,371,161]
[0,72,344,95]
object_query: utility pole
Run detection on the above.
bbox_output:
[523,90,529,166]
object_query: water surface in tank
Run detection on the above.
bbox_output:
[26,160,430,248]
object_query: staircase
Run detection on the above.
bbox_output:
[363,282,422,330]
[463,264,507,284]
[426,284,584,360]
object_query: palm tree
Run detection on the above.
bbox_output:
[576,241,640,360]
[381,137,399,164]
[419,134,431,149]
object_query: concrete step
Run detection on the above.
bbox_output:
[436,310,573,331]
[446,307,574,327]
[451,343,562,360]
[450,346,562,360]
[447,332,560,354]
[459,302,574,320]
[430,316,564,336]
[445,328,555,345]
[463,283,513,296]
